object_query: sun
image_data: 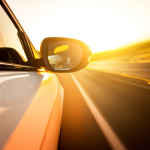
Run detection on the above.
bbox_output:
[27,2,150,54]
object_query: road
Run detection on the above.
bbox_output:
[56,69,150,150]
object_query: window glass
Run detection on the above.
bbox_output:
[0,5,28,65]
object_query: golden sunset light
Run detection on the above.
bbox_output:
[1,1,150,149]
[6,0,150,53]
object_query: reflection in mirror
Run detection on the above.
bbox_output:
[47,41,83,70]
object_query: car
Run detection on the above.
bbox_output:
[0,0,92,150]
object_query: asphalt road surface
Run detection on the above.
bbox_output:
[56,69,150,150]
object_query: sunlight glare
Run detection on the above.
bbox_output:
[7,0,150,54]
[29,5,150,53]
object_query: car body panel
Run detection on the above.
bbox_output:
[0,0,90,149]
[0,71,63,150]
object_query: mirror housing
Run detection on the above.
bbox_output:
[40,37,92,72]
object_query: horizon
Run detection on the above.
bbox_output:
[92,39,150,54]
[6,0,150,53]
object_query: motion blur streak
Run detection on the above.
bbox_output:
[121,74,150,84]
[110,77,150,90]
[71,74,127,150]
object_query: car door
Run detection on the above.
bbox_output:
[0,1,64,150]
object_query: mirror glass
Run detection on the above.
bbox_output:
[47,41,83,70]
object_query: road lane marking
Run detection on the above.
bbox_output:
[111,78,150,90]
[121,73,150,84]
[71,74,127,150]
[83,69,150,90]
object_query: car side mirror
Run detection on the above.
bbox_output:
[40,37,92,72]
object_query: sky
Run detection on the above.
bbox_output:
[6,0,150,53]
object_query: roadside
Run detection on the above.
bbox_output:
[86,61,150,83]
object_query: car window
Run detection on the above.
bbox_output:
[0,5,28,65]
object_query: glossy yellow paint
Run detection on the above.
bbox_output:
[54,45,69,53]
